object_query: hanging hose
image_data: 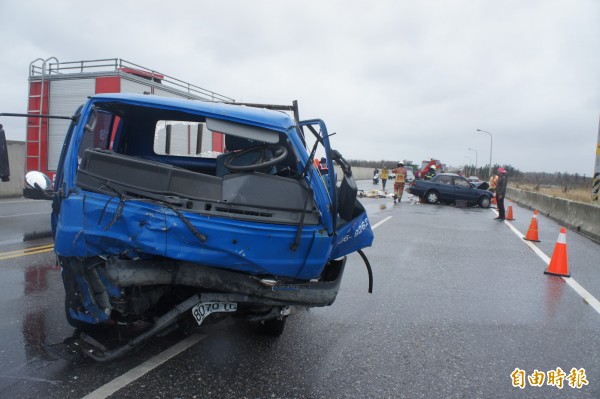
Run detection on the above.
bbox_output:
[357,249,373,294]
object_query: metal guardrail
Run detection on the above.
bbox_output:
[29,57,235,102]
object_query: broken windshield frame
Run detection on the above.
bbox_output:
[297,119,337,231]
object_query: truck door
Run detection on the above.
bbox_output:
[51,106,82,234]
[297,119,373,260]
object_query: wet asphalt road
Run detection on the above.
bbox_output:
[1,182,600,398]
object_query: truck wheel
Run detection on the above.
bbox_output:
[425,190,439,204]
[479,196,491,208]
[258,317,287,336]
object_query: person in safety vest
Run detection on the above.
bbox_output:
[318,157,328,175]
[489,174,498,193]
[392,162,407,204]
[381,167,389,191]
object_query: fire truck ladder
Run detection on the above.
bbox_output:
[27,57,59,171]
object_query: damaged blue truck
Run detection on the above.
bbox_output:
[1,94,374,361]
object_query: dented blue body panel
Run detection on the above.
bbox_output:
[54,191,336,279]
[45,93,374,334]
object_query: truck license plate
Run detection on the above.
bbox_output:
[192,302,237,326]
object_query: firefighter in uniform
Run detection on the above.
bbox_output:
[425,165,437,180]
[393,162,407,204]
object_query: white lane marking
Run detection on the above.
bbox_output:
[564,279,600,313]
[490,208,600,315]
[82,333,209,399]
[371,216,392,230]
[83,215,392,398]
[503,218,551,263]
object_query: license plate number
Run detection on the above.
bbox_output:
[191,302,237,326]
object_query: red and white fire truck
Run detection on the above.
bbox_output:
[25,57,236,181]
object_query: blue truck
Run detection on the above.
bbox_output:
[0,94,374,361]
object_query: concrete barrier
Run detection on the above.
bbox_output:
[507,187,600,243]
[0,141,25,198]
[334,166,373,181]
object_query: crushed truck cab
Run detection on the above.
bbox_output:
[2,94,374,360]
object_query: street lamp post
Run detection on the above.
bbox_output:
[468,147,478,175]
[476,129,493,177]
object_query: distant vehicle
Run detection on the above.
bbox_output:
[467,176,480,182]
[406,168,415,183]
[407,173,493,207]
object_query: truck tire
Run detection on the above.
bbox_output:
[258,317,287,336]
[425,190,439,204]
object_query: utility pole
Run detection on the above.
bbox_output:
[476,129,493,178]
[468,148,478,174]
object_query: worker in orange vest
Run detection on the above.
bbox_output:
[489,174,498,193]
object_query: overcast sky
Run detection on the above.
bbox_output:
[1,0,598,175]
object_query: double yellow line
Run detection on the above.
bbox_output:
[0,244,55,260]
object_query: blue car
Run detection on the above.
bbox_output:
[1,94,374,360]
[408,173,493,207]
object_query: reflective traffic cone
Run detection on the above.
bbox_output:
[506,199,515,221]
[491,196,497,206]
[544,227,570,277]
[523,210,541,242]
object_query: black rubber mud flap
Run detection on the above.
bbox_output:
[357,249,374,294]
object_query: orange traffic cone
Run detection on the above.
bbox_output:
[544,227,570,277]
[491,196,497,206]
[523,210,540,242]
[506,199,515,221]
